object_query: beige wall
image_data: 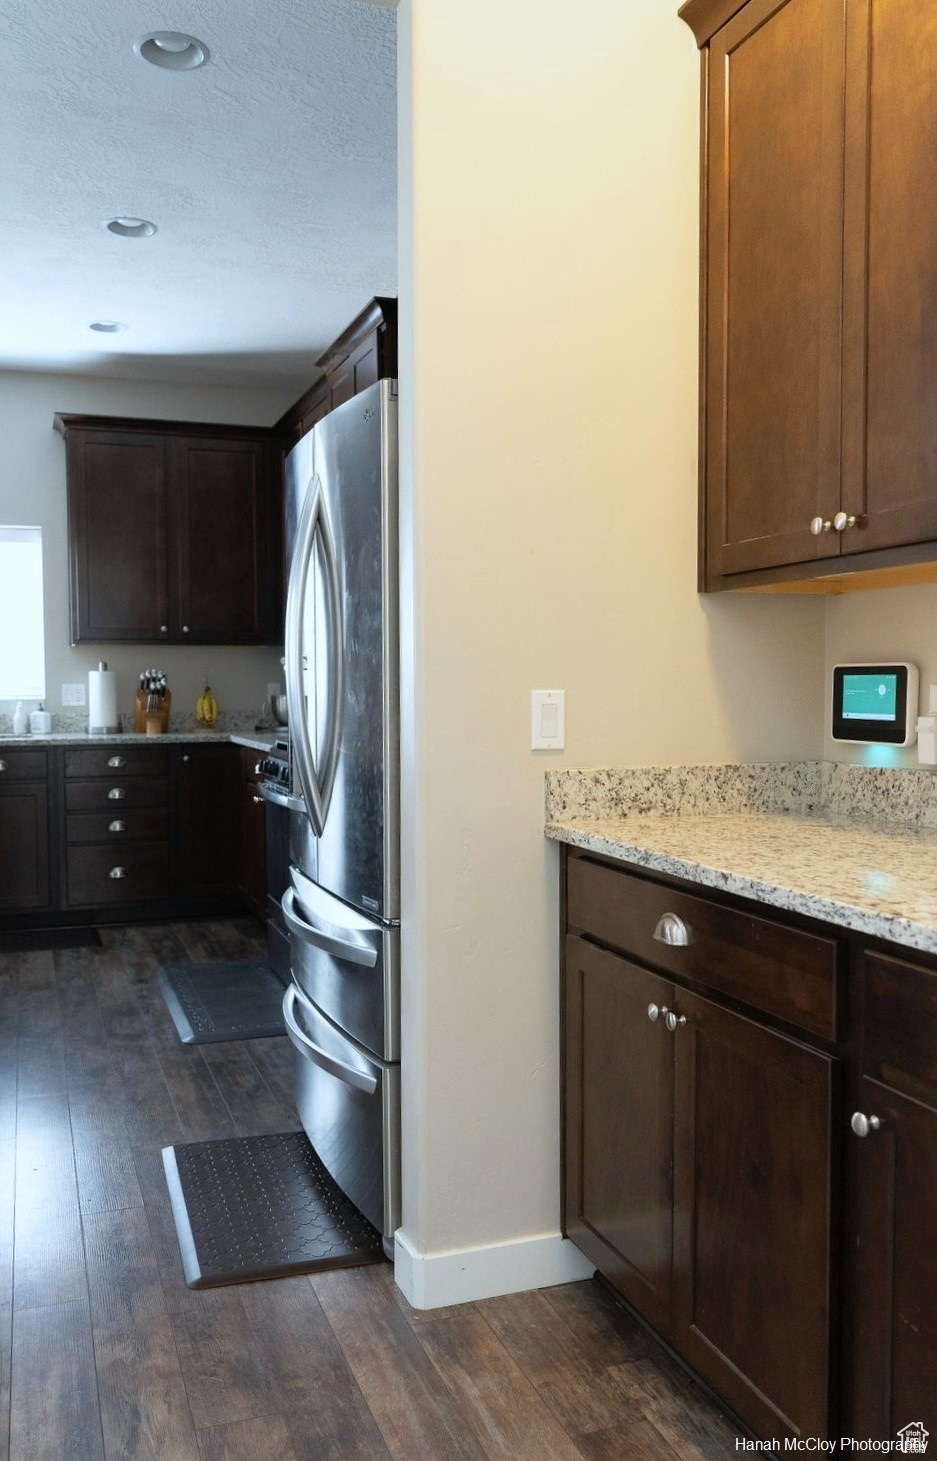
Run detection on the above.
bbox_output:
[0,370,294,723]
[396,0,826,1295]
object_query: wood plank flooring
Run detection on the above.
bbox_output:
[0,918,744,1460]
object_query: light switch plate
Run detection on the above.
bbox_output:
[531,689,565,750]
[62,682,86,706]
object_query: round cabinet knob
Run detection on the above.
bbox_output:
[647,1003,660,1022]
[107,756,126,769]
[160,625,168,634]
[252,794,263,804]
[850,1111,881,1138]
[810,516,832,535]
[182,625,190,635]
[833,511,857,532]
[182,754,190,763]
[0,760,6,772]
[108,820,126,833]
[109,867,127,879]
[665,1010,687,1032]
[107,787,126,800]
[653,913,691,948]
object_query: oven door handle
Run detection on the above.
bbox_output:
[281,887,378,968]
[256,779,303,812]
[282,985,377,1096]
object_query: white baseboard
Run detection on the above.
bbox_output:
[392,1228,594,1309]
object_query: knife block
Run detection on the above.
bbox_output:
[134,688,171,734]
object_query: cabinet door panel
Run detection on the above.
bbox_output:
[0,784,49,909]
[841,0,937,552]
[176,746,242,898]
[705,0,845,577]
[673,989,835,1441]
[848,1079,937,1438]
[172,438,268,642]
[68,434,170,642]
[564,936,674,1333]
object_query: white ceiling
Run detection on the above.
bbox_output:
[0,0,397,393]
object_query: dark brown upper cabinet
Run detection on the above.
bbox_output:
[55,416,276,645]
[681,0,937,593]
[273,296,397,450]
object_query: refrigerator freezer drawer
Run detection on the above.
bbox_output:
[283,983,400,1244]
[284,867,399,1061]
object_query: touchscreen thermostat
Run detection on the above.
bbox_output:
[831,662,919,746]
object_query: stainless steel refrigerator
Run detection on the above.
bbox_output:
[280,379,400,1251]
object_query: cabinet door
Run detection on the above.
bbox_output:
[0,782,49,910]
[840,0,937,554]
[564,936,674,1333]
[848,1080,937,1438]
[172,437,269,643]
[67,432,170,642]
[672,988,835,1441]
[175,746,242,899]
[704,0,846,578]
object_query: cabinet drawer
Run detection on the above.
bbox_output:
[65,809,170,845]
[863,950,937,1106]
[64,747,169,779]
[66,843,170,907]
[0,749,48,780]
[65,777,169,812]
[566,855,838,1040]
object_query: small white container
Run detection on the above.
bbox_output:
[29,708,52,735]
[12,701,28,736]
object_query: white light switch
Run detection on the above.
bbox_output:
[62,683,86,706]
[531,689,565,750]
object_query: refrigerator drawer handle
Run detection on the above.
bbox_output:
[281,887,378,968]
[282,986,377,1096]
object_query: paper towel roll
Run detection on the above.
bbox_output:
[88,662,119,734]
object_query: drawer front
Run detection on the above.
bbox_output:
[863,950,937,1105]
[65,777,169,812]
[566,854,838,1040]
[64,747,169,779]
[66,843,170,907]
[0,749,48,780]
[65,809,170,845]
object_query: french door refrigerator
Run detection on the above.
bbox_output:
[281,379,400,1250]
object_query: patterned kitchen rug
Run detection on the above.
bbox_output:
[156,958,287,1044]
[162,1130,386,1288]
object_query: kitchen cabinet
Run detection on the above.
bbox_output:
[844,949,937,1439]
[62,745,171,908]
[238,746,267,921]
[0,749,50,911]
[682,0,937,592]
[563,851,838,1441]
[54,415,276,644]
[175,743,242,901]
[274,297,397,449]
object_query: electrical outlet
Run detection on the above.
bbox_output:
[62,683,86,706]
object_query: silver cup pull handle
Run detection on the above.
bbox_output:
[653,913,691,947]
[108,787,126,800]
[108,820,126,833]
[107,755,126,768]
[109,867,127,879]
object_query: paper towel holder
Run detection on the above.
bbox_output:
[88,660,121,736]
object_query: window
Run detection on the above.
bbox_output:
[0,526,45,700]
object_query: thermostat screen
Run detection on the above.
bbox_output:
[842,672,898,723]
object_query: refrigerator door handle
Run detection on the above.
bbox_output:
[281,887,379,968]
[315,481,345,836]
[282,985,378,1096]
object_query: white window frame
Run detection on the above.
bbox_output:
[0,526,46,701]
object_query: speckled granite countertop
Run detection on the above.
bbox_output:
[0,730,280,754]
[545,763,937,956]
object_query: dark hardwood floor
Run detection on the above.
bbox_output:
[0,918,743,1460]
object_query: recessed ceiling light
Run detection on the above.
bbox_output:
[133,31,209,70]
[105,217,158,239]
[89,321,128,334]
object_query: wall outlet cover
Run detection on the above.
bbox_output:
[62,682,86,706]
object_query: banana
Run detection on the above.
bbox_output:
[196,684,219,725]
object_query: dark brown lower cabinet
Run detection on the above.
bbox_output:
[175,744,242,900]
[0,778,49,911]
[565,930,834,1442]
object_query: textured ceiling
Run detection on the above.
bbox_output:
[0,0,397,390]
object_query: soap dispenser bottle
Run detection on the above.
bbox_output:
[12,701,27,736]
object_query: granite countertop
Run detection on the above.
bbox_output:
[545,763,937,957]
[0,730,280,755]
